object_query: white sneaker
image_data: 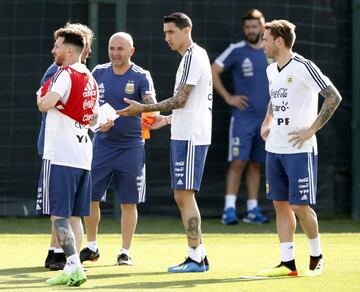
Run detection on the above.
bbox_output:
[305,257,324,277]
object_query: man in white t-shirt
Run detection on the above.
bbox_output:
[37,26,98,286]
[258,19,342,277]
[117,12,212,273]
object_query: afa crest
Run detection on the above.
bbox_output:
[232,146,239,157]
[125,81,135,94]
[287,74,293,85]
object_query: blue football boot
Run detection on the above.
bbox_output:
[243,207,269,224]
[167,257,207,273]
[221,207,239,225]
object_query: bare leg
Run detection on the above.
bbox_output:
[51,222,61,248]
[51,216,77,257]
[245,162,261,200]
[292,205,319,239]
[120,204,138,250]
[273,201,296,242]
[83,201,101,242]
[225,160,247,195]
[174,190,202,247]
[70,216,84,253]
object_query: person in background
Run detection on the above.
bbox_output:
[212,9,270,225]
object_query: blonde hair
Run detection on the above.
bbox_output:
[264,19,296,49]
[65,22,94,45]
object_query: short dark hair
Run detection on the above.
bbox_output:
[242,8,265,25]
[264,19,296,49]
[163,12,192,29]
[54,27,84,52]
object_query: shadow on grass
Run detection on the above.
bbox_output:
[0,266,45,276]
[0,273,299,290]
[0,216,359,234]
[91,274,300,290]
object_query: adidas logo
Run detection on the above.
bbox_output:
[98,83,105,96]
[83,79,97,98]
[173,264,188,270]
[301,194,308,200]
[177,179,183,185]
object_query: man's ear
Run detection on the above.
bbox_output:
[66,45,72,56]
[275,37,283,47]
[130,46,135,57]
[184,26,191,35]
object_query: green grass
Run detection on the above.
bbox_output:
[0,217,359,291]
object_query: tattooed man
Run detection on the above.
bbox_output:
[258,19,342,277]
[117,12,213,273]
[37,25,98,286]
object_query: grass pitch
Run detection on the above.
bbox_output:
[0,216,359,291]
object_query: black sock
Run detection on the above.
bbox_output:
[279,259,297,271]
[309,254,322,270]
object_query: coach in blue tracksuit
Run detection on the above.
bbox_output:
[79,32,157,266]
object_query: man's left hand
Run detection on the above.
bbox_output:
[288,128,315,149]
[116,98,144,116]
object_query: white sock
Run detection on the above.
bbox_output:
[54,248,64,253]
[309,236,322,257]
[280,242,295,262]
[64,254,82,274]
[198,243,206,259]
[224,194,237,209]
[87,241,98,252]
[188,246,202,263]
[120,248,130,257]
[49,247,55,251]
[247,199,258,211]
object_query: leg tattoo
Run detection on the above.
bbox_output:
[187,217,200,241]
[54,218,76,257]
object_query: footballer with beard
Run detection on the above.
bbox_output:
[211,9,270,225]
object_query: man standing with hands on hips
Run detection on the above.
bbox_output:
[258,19,342,277]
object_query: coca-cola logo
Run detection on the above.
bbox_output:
[83,99,95,110]
[271,88,288,99]
[83,114,93,122]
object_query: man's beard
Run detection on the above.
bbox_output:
[54,54,65,66]
[246,34,260,44]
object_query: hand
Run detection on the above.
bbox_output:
[146,115,169,130]
[116,98,144,116]
[288,128,315,149]
[260,123,270,141]
[226,95,249,110]
[98,118,114,133]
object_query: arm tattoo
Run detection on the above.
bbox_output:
[54,218,76,256]
[143,84,194,112]
[142,93,157,105]
[314,85,342,131]
[186,217,200,241]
